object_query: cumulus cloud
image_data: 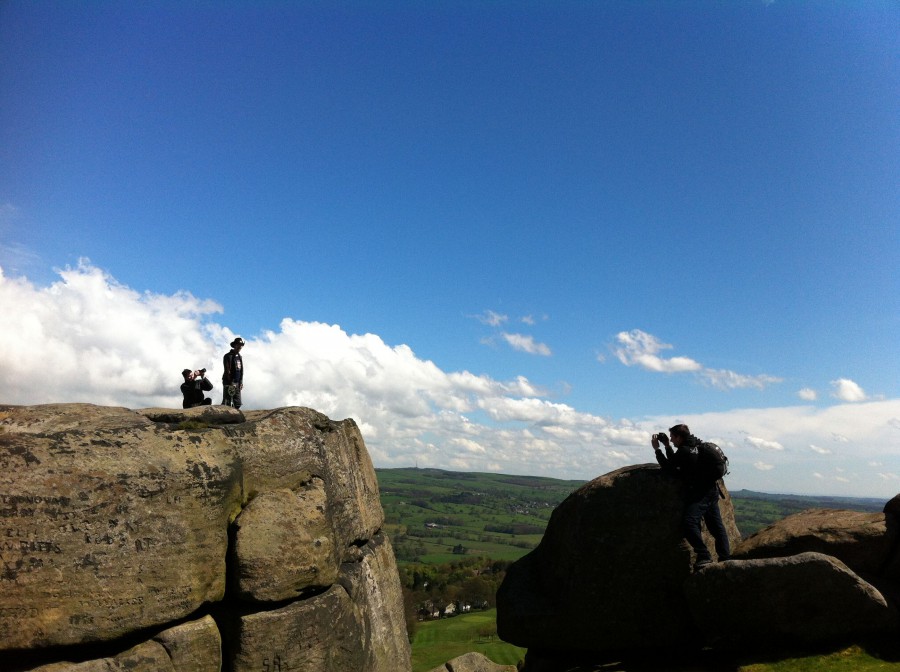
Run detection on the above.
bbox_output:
[500,332,552,356]
[809,444,832,455]
[831,378,867,402]
[614,330,702,373]
[746,436,785,451]
[613,329,781,390]
[0,261,224,407]
[3,262,899,498]
[798,388,818,401]
[0,263,623,477]
[754,462,775,471]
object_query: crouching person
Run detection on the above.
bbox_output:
[181,368,213,408]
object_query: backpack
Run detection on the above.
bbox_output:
[697,442,729,481]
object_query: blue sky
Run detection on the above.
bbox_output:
[2,1,898,498]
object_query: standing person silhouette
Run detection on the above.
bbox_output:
[221,338,245,408]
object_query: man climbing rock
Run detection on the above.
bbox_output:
[652,424,731,570]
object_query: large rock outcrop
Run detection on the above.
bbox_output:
[496,464,741,652]
[427,651,518,672]
[731,497,900,614]
[683,552,899,647]
[497,464,900,662]
[732,509,894,578]
[0,403,411,672]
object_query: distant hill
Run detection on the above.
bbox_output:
[376,467,583,564]
[376,467,889,562]
[729,488,886,535]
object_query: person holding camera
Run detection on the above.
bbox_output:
[181,368,213,409]
[652,424,730,570]
[221,337,245,408]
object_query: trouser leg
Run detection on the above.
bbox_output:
[703,492,731,560]
[683,498,711,562]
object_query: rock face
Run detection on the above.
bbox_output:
[683,553,898,648]
[732,498,900,615]
[496,465,741,652]
[733,509,893,578]
[0,403,411,672]
[29,616,222,672]
[497,463,900,661]
[427,651,518,672]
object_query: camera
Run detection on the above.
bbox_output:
[655,432,669,443]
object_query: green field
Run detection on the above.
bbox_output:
[412,616,900,672]
[378,467,582,564]
[410,609,525,672]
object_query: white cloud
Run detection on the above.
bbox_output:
[754,462,775,471]
[831,378,867,402]
[500,332,552,356]
[809,444,832,455]
[475,310,508,327]
[614,330,702,373]
[521,315,536,326]
[0,261,223,407]
[3,262,899,499]
[798,388,818,401]
[700,369,783,391]
[746,436,785,451]
[613,329,781,390]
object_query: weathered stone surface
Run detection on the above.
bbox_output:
[154,615,223,671]
[228,408,383,550]
[230,584,365,672]
[26,615,221,672]
[339,534,412,672]
[496,464,741,652]
[427,651,517,672]
[232,481,337,602]
[683,552,899,647]
[139,405,245,426]
[0,403,242,649]
[28,641,173,672]
[1,403,411,672]
[228,534,410,672]
[733,508,892,577]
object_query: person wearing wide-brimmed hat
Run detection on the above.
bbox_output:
[221,337,245,408]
